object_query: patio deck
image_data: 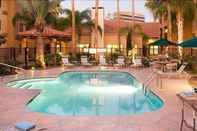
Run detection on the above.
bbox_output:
[0,66,193,131]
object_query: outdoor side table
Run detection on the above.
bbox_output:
[177,93,197,131]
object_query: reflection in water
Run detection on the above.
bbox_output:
[23,72,163,116]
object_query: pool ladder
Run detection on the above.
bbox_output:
[142,71,156,95]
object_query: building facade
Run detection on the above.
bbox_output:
[0,0,20,48]
[114,11,145,23]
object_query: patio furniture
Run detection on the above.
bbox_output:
[15,121,36,131]
[131,58,143,68]
[99,56,108,66]
[80,55,92,66]
[157,63,188,79]
[156,61,170,72]
[166,62,177,72]
[177,92,197,131]
[156,63,188,88]
[114,56,125,67]
[62,55,74,66]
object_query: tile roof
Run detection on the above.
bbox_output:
[18,26,71,38]
[63,20,161,39]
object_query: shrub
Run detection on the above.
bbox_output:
[142,57,150,67]
[44,54,53,66]
[55,53,62,65]
[183,55,197,73]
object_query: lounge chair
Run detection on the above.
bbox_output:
[157,63,188,78]
[62,55,74,66]
[99,56,108,66]
[81,55,92,66]
[166,62,177,72]
[114,56,125,67]
[130,58,142,68]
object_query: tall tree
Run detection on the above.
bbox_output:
[169,0,196,57]
[64,9,98,45]
[120,24,142,56]
[94,0,99,48]
[71,0,76,52]
[145,0,168,38]
[13,0,63,68]
[126,31,132,56]
[117,0,121,51]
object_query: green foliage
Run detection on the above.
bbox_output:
[44,54,53,66]
[55,53,62,65]
[168,52,179,59]
[142,57,150,67]
[183,55,197,73]
[0,33,7,45]
[0,66,8,76]
[63,9,102,43]
[145,0,168,20]
[126,31,132,50]
[13,0,63,31]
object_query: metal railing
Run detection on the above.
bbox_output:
[0,63,25,71]
[0,62,27,83]
[142,69,157,95]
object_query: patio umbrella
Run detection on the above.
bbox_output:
[149,38,176,46]
[179,37,197,48]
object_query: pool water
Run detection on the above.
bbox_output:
[7,71,163,116]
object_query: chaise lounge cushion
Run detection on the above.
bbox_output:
[15,121,36,131]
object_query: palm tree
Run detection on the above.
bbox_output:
[117,0,121,51]
[94,0,99,48]
[146,0,196,57]
[145,0,168,38]
[13,0,63,68]
[64,9,98,46]
[71,0,76,52]
[169,0,196,57]
[120,24,142,56]
[193,0,197,36]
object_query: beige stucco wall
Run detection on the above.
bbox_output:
[0,0,18,48]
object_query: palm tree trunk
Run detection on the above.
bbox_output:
[193,0,197,36]
[131,0,135,43]
[36,36,46,68]
[94,0,99,48]
[167,3,172,40]
[117,0,121,52]
[72,0,76,52]
[177,11,184,58]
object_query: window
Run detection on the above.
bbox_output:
[150,46,159,55]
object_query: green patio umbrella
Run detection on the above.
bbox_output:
[180,37,197,48]
[149,38,176,46]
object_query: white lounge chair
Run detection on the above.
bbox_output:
[166,63,177,72]
[81,55,92,66]
[99,56,108,66]
[62,56,74,66]
[114,56,125,67]
[157,63,188,78]
[131,58,142,68]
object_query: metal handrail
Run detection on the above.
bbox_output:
[0,63,25,71]
[0,63,27,82]
[142,70,156,94]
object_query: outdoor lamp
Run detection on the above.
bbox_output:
[164,26,168,33]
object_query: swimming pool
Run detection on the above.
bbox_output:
[7,71,163,116]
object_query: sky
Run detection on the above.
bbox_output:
[61,0,154,22]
